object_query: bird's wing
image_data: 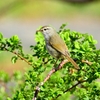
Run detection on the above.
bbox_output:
[49,33,69,56]
[50,33,80,70]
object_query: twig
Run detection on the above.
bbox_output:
[82,60,92,65]
[54,79,87,100]
[4,48,32,66]
[44,59,68,83]
[32,59,69,100]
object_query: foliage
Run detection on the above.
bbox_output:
[0,70,23,100]
[0,24,100,100]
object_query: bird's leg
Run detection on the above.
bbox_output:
[53,58,59,68]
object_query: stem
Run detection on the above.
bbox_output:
[4,48,32,66]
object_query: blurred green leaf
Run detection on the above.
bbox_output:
[11,56,18,64]
[0,71,10,82]
[0,33,3,40]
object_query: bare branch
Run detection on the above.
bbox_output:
[4,48,32,66]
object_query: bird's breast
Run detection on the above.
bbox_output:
[46,43,61,58]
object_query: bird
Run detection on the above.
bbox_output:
[36,25,80,70]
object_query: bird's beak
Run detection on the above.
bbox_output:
[36,29,42,34]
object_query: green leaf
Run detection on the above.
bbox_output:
[74,41,80,49]
[88,35,93,42]
[10,35,20,45]
[0,71,10,82]
[81,41,90,51]
[60,23,67,29]
[57,90,63,95]
[13,71,22,80]
[7,97,12,100]
[7,39,13,46]
[0,33,3,40]
[1,38,6,44]
[11,35,19,41]
[93,40,97,44]
[11,56,18,64]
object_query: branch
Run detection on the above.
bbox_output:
[32,59,69,100]
[4,48,32,66]
[54,79,87,100]
[82,60,92,65]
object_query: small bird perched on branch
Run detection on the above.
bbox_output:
[37,26,80,70]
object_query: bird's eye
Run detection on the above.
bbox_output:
[43,28,47,31]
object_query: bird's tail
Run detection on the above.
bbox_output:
[65,55,80,70]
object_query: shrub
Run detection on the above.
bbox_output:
[0,24,100,100]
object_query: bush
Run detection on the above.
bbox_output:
[0,24,100,100]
